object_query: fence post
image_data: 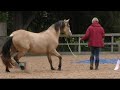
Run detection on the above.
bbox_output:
[111,35,114,53]
[78,37,81,53]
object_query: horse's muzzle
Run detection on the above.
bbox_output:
[66,33,72,38]
[68,32,72,37]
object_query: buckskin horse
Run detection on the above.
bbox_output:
[1,19,72,72]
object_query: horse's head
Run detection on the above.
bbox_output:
[54,19,72,37]
[62,19,72,37]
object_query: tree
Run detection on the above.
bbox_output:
[6,11,120,35]
[7,11,38,35]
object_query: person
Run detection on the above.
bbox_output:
[80,17,105,70]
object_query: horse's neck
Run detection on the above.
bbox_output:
[47,25,61,39]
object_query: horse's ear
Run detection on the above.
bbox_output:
[64,19,66,22]
[66,19,70,22]
[64,19,70,22]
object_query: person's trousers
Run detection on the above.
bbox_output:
[90,47,100,70]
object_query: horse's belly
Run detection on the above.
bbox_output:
[29,41,58,54]
[29,47,47,54]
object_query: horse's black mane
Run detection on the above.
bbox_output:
[54,20,65,31]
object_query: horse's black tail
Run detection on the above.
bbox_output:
[1,36,13,68]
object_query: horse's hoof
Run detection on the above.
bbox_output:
[19,63,26,70]
[58,68,61,71]
[51,68,55,70]
[20,66,25,70]
[6,70,10,72]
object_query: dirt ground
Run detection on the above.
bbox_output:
[0,54,120,79]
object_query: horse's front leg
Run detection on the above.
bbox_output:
[51,50,62,71]
[47,54,55,70]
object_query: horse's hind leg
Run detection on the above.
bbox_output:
[47,54,55,70]
[14,51,26,70]
[6,66,10,72]
[51,50,62,71]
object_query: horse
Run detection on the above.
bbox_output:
[0,19,72,72]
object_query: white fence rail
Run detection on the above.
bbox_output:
[58,33,120,54]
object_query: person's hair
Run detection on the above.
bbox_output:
[92,17,99,23]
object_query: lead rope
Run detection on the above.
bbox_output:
[64,37,88,59]
[64,38,78,58]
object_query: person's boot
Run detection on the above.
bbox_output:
[95,59,99,70]
[90,56,94,70]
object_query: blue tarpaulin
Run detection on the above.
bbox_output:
[75,59,118,64]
